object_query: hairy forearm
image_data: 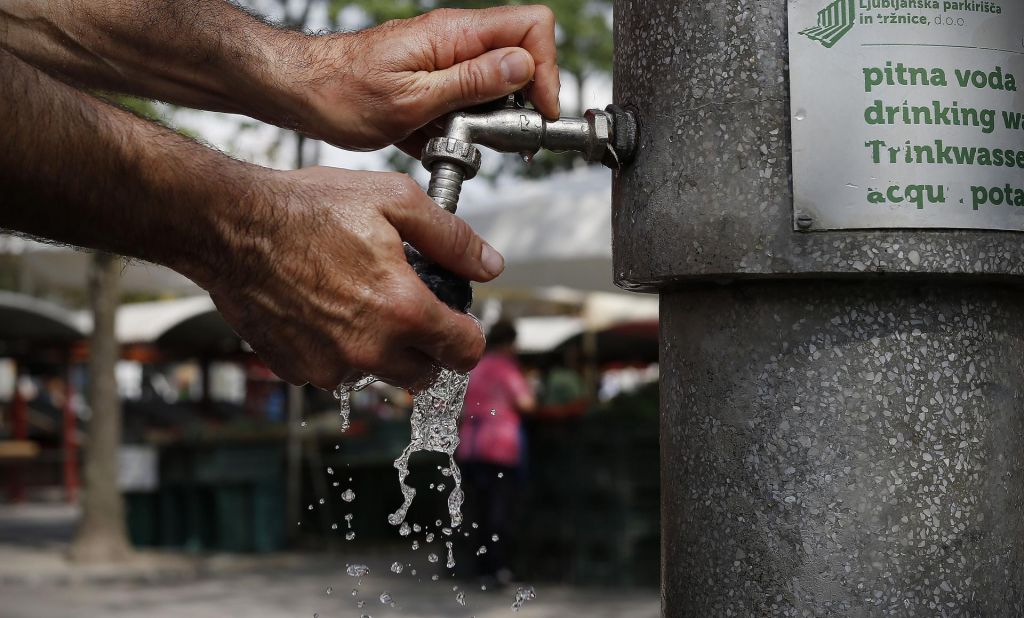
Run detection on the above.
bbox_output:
[0,47,259,286]
[0,0,306,126]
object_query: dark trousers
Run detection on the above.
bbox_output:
[460,461,519,578]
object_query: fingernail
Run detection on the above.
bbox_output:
[481,242,505,277]
[500,51,531,85]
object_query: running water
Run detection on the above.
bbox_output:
[334,367,471,530]
[333,376,378,432]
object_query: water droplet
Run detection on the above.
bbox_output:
[471,523,479,529]
[356,600,365,608]
[325,586,333,596]
[398,522,411,536]
[435,519,443,527]
[511,585,536,611]
[301,421,308,427]
[318,498,325,505]
[346,564,370,577]
[341,489,356,502]
[476,546,487,556]
[794,109,807,121]
[490,408,497,416]
[427,553,439,563]
[390,561,404,574]
[491,534,500,542]
[307,504,314,511]
[351,589,358,596]
[437,483,446,492]
[497,472,504,479]
[431,575,439,581]
[456,591,467,606]
[332,481,340,487]
[446,541,456,569]
[412,540,420,550]
[326,467,334,475]
[346,531,356,541]
[426,533,435,543]
[379,592,395,607]
[442,527,452,536]
[345,513,353,528]
[413,524,422,533]
[521,152,534,164]
[331,523,338,530]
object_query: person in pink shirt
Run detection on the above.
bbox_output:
[457,320,536,585]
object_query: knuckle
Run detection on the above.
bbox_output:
[458,61,491,101]
[451,331,485,372]
[387,173,422,204]
[529,4,556,27]
[426,7,459,23]
[392,294,431,329]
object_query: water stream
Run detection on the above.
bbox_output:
[334,367,471,530]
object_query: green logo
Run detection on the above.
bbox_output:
[799,0,857,48]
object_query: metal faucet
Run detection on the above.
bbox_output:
[421,94,639,213]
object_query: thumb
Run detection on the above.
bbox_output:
[423,47,536,118]
[385,185,505,283]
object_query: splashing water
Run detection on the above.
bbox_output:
[388,368,471,529]
[333,376,378,432]
[346,564,370,577]
[511,586,536,612]
[334,368,470,530]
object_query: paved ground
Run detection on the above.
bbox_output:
[0,504,660,618]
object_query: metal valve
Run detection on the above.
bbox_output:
[421,94,639,213]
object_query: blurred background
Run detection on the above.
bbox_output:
[0,1,660,616]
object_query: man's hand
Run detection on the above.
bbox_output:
[0,49,503,389]
[1,3,560,155]
[205,167,502,389]
[291,6,560,155]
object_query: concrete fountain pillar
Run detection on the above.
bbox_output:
[612,0,1024,614]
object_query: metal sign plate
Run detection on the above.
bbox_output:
[788,0,1024,231]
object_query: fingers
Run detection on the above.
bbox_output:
[383,176,505,282]
[410,303,486,374]
[418,47,536,121]
[420,5,560,119]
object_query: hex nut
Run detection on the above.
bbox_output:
[421,138,482,180]
[584,109,612,163]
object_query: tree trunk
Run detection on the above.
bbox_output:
[69,253,132,563]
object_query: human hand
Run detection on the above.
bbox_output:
[202,166,504,389]
[288,6,560,156]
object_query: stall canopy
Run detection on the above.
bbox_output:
[460,167,622,295]
[115,296,241,355]
[0,291,86,343]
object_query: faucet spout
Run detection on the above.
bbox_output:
[421,98,638,213]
